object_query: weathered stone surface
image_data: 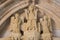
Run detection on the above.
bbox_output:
[0,0,60,40]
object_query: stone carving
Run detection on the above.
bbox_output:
[21,3,40,40]
[0,0,60,40]
[40,15,52,40]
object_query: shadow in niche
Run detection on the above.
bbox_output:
[20,29,24,36]
[0,17,10,38]
[35,0,39,4]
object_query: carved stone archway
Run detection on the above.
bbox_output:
[0,0,60,40]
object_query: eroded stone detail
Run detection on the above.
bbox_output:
[1,0,59,40]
